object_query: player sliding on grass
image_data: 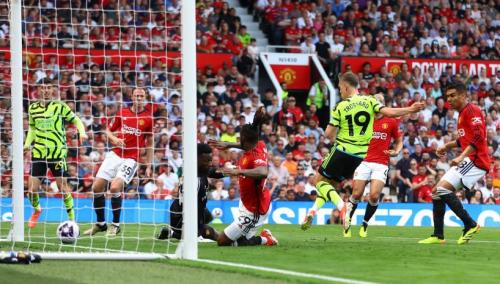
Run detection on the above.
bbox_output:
[301,72,424,232]
[24,80,88,228]
[419,81,486,245]
[84,88,154,237]
[343,94,403,238]
[157,143,223,241]
[210,107,278,246]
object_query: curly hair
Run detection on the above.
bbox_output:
[240,106,270,146]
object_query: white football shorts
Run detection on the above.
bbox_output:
[96,151,138,184]
[353,161,388,183]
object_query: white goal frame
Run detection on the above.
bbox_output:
[5,0,198,260]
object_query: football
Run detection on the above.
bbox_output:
[56,221,80,244]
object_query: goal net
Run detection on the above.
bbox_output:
[0,0,198,260]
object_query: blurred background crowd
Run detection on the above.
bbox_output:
[0,0,498,207]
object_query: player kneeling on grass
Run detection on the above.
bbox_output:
[157,143,223,241]
[419,81,486,245]
[210,107,278,247]
[84,88,154,237]
[24,80,88,228]
[343,94,402,238]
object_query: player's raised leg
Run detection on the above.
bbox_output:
[420,178,479,244]
[301,174,344,231]
[27,175,42,228]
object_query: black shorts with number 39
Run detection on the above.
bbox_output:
[319,148,363,182]
[31,158,70,178]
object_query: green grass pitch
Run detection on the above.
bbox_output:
[1,224,499,284]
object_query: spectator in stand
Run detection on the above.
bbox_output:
[307,79,329,127]
[417,175,436,203]
[294,182,310,201]
[411,164,429,202]
[315,32,334,77]
[209,180,229,200]
[269,155,289,186]
[396,150,413,202]
[273,187,288,201]
[282,152,298,177]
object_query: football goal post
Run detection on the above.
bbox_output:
[1,0,197,260]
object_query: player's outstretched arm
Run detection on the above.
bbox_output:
[238,166,269,179]
[208,168,225,179]
[24,124,35,151]
[72,116,88,143]
[208,140,242,150]
[436,141,458,157]
[379,102,425,118]
[218,166,268,179]
[384,136,403,157]
[324,125,338,145]
[105,128,124,146]
[450,145,476,167]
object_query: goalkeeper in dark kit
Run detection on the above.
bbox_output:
[158,143,223,240]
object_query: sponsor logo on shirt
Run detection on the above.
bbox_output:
[372,131,388,140]
[122,125,142,136]
[35,118,53,130]
[254,159,267,165]
[471,117,482,125]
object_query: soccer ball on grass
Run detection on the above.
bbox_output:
[57,221,80,244]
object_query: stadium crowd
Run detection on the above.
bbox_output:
[0,0,499,207]
[253,0,500,59]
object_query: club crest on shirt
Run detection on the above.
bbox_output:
[139,119,145,126]
[471,117,482,125]
[382,123,388,129]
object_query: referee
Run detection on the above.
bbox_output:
[24,80,88,228]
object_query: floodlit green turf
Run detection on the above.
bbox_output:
[1,224,499,284]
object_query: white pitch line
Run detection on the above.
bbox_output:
[375,236,500,244]
[196,258,379,284]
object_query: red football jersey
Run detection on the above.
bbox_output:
[238,141,271,215]
[109,107,154,162]
[365,117,401,165]
[411,174,426,199]
[457,103,490,171]
[417,185,433,203]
